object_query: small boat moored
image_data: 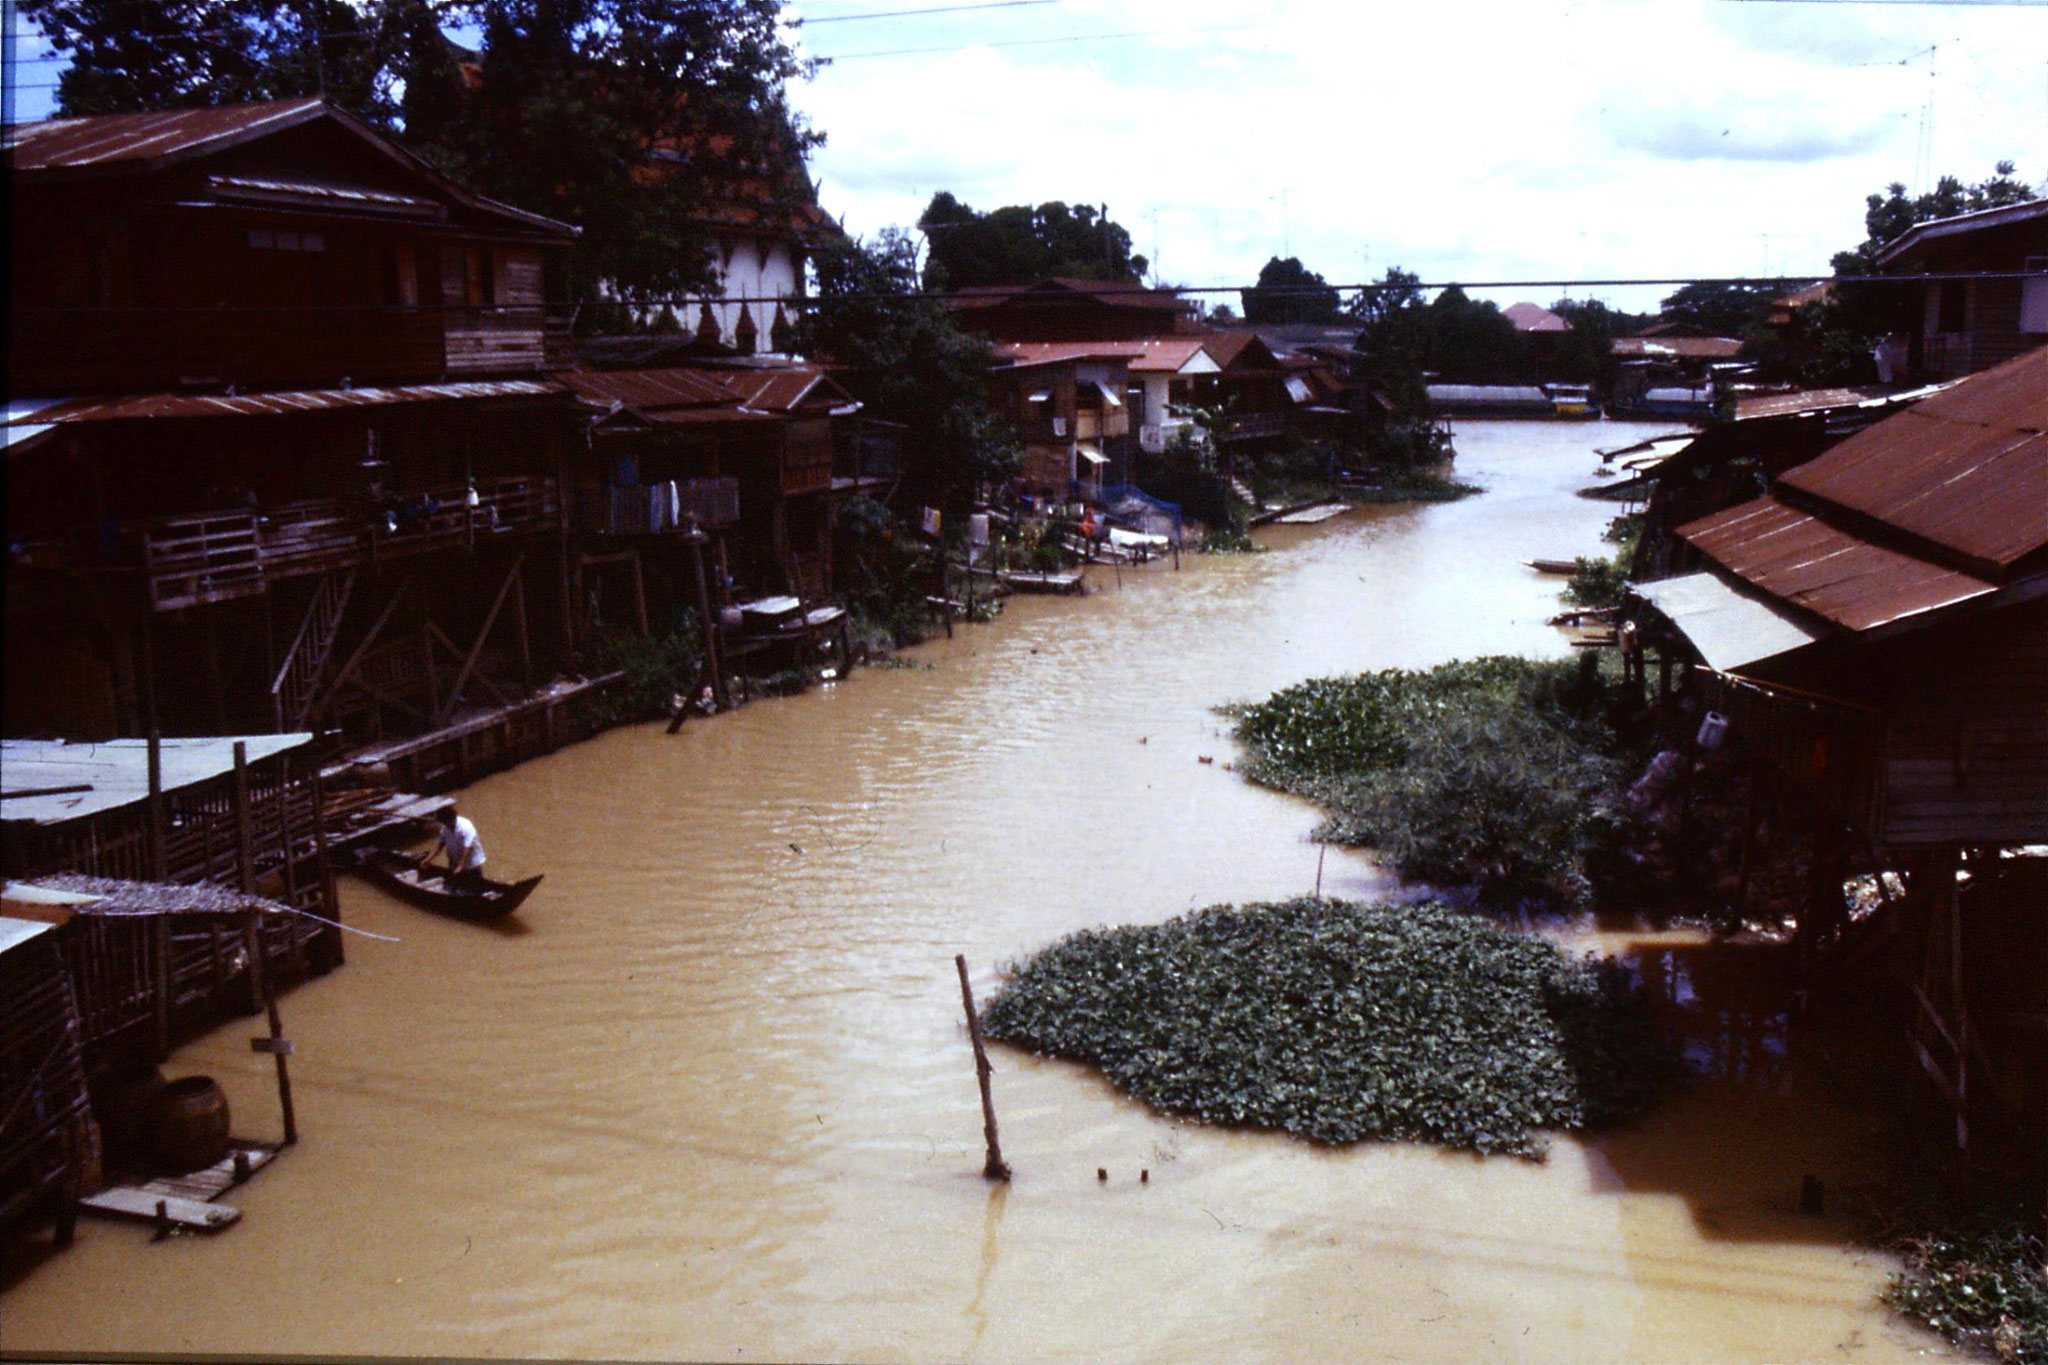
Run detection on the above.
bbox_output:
[353,847,542,921]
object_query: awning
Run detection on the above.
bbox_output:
[1632,573,1824,672]
[1093,382,1124,408]
[1077,446,1109,466]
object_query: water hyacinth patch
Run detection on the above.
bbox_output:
[1887,1226,2048,1365]
[981,898,1676,1157]
[1226,656,1623,903]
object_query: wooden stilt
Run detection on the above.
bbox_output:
[311,766,342,968]
[954,954,1011,1182]
[688,532,727,711]
[233,744,264,1017]
[254,942,298,1148]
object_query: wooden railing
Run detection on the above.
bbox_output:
[140,477,558,607]
[1222,412,1287,441]
[145,511,264,610]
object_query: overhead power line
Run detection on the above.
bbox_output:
[791,0,1058,25]
[11,271,2038,316]
[815,17,1282,61]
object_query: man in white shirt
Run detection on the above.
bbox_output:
[423,804,487,891]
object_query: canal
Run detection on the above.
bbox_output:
[4,421,1954,1362]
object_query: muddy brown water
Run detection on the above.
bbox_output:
[5,422,1955,1362]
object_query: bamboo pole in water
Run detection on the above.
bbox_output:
[954,955,1011,1182]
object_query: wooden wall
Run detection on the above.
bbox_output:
[1882,597,2048,849]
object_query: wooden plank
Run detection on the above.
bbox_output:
[79,1188,239,1230]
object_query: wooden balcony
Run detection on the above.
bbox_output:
[139,476,559,609]
[1221,412,1287,441]
[581,479,740,536]
[9,304,574,393]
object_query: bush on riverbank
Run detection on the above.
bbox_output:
[981,898,1676,1157]
[1228,656,1624,903]
[1886,1224,2048,1364]
[579,620,703,726]
[1343,465,1482,504]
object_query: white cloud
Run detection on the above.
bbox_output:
[790,0,2048,309]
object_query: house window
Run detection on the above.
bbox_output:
[247,229,324,252]
[1936,279,1968,334]
[464,247,497,308]
[2021,257,2048,335]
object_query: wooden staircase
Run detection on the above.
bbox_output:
[270,570,355,732]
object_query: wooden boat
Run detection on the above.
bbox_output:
[353,847,542,921]
[1525,558,1580,575]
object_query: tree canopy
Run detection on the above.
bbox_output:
[801,228,1020,507]
[1655,280,1776,338]
[916,193,1147,289]
[21,0,818,308]
[1240,256,1343,325]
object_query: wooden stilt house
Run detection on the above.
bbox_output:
[1627,343,2048,1183]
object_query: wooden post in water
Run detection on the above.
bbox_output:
[148,730,172,1058]
[233,743,264,1016]
[954,954,1011,1182]
[309,765,343,967]
[251,921,299,1148]
[687,530,728,712]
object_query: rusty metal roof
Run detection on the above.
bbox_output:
[1774,345,2048,575]
[5,97,326,171]
[5,379,565,434]
[560,368,741,413]
[8,98,576,240]
[1611,335,1744,360]
[560,365,856,424]
[1677,496,1997,632]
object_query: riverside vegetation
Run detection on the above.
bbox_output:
[981,898,1675,1157]
[1227,655,1626,905]
[1887,1224,2048,1365]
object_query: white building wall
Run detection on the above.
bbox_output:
[693,233,803,355]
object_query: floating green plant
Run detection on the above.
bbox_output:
[982,898,1675,1157]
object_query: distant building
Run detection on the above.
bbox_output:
[1873,197,2048,383]
[948,277,1198,343]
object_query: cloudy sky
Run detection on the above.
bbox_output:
[786,0,2048,310]
[6,0,2041,312]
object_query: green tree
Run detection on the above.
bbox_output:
[1241,256,1341,325]
[1424,286,1523,382]
[917,193,1147,288]
[801,228,1021,508]
[1348,267,1449,468]
[1655,280,1775,338]
[22,0,401,117]
[1549,298,1647,388]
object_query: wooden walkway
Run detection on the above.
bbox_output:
[80,1139,281,1233]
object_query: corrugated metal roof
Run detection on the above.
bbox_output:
[1612,336,1744,360]
[1,734,313,826]
[8,97,576,240]
[1633,572,1823,670]
[5,379,565,432]
[993,339,1215,374]
[5,97,326,171]
[1773,345,2048,575]
[560,368,741,412]
[1676,496,1996,632]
